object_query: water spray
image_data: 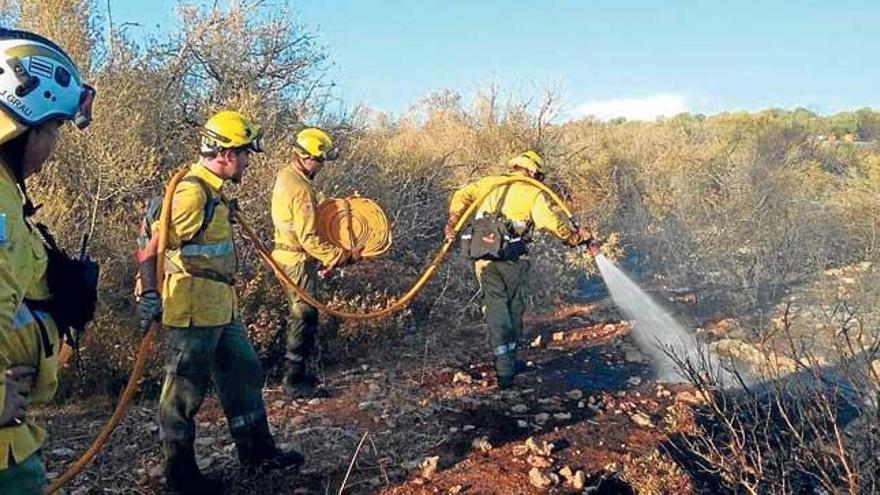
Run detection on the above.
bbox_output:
[594,254,732,383]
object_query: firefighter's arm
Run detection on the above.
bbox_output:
[530,191,582,246]
[290,188,346,268]
[168,180,207,246]
[445,181,482,239]
[0,244,22,423]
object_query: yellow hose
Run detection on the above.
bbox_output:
[316,196,391,258]
[232,175,576,320]
[47,168,186,493]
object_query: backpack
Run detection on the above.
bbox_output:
[460,185,528,262]
[133,175,219,278]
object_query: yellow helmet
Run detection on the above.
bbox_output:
[508,150,544,174]
[295,127,338,160]
[200,110,263,155]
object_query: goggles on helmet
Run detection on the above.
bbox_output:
[201,127,264,153]
[74,85,96,130]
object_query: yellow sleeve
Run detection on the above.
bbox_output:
[290,186,344,267]
[168,180,207,248]
[447,180,483,220]
[0,225,18,416]
[530,191,578,244]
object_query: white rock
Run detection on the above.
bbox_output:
[572,470,586,489]
[50,447,75,457]
[529,467,552,488]
[420,455,439,478]
[630,412,654,428]
[471,436,493,453]
[452,372,473,385]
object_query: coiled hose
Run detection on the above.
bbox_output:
[49,172,576,491]
[315,196,392,257]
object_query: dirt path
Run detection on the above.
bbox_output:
[36,301,703,494]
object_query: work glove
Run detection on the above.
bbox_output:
[137,290,162,332]
[570,226,602,255]
[0,367,35,427]
[587,237,602,257]
[343,246,363,265]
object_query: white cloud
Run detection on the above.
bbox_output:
[569,94,690,121]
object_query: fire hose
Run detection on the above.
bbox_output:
[48,170,578,491]
[47,167,183,493]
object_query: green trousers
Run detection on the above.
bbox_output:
[158,320,271,465]
[475,257,531,378]
[281,260,319,383]
[0,452,45,495]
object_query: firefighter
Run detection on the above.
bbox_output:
[445,151,598,389]
[0,28,97,494]
[138,111,303,494]
[270,128,359,399]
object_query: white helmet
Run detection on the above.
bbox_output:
[0,28,95,131]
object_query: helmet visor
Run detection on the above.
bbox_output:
[323,146,339,161]
[249,132,264,153]
[73,84,95,130]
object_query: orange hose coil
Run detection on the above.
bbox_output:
[315,196,391,257]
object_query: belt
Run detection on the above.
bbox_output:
[274,242,305,253]
[164,261,234,285]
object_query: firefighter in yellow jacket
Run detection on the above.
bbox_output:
[271,128,358,398]
[137,112,302,494]
[0,29,97,493]
[445,151,597,389]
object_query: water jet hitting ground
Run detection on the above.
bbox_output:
[595,254,723,382]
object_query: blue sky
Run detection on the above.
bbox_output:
[113,1,880,120]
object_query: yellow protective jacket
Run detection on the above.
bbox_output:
[159,163,237,328]
[271,165,345,268]
[447,172,579,245]
[0,160,61,470]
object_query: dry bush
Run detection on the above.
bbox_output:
[667,311,879,495]
[561,112,876,324]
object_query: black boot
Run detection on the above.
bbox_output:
[164,446,224,495]
[237,421,305,472]
[498,374,514,390]
[282,371,322,400]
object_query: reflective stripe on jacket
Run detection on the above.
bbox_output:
[160,163,237,327]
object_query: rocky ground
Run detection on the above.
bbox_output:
[36,296,727,495]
